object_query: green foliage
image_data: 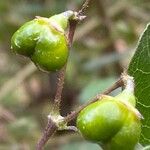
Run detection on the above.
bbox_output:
[128,23,150,145]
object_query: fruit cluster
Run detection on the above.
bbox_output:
[11,10,142,150]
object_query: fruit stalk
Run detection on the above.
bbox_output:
[76,74,141,150]
[64,78,123,122]
[36,6,87,149]
[52,15,79,114]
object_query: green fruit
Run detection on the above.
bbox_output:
[11,11,74,72]
[76,94,141,150]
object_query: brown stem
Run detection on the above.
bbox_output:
[36,11,79,150]
[36,76,123,150]
[36,1,93,149]
[36,21,78,150]
[36,118,58,150]
[52,19,79,115]
[52,0,92,114]
[68,20,78,47]
[53,66,67,113]
[53,10,79,114]
[64,78,123,122]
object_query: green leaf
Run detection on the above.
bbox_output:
[128,23,150,145]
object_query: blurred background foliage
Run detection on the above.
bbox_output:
[0,0,149,149]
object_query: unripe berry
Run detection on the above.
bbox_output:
[76,91,141,150]
[11,11,74,72]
